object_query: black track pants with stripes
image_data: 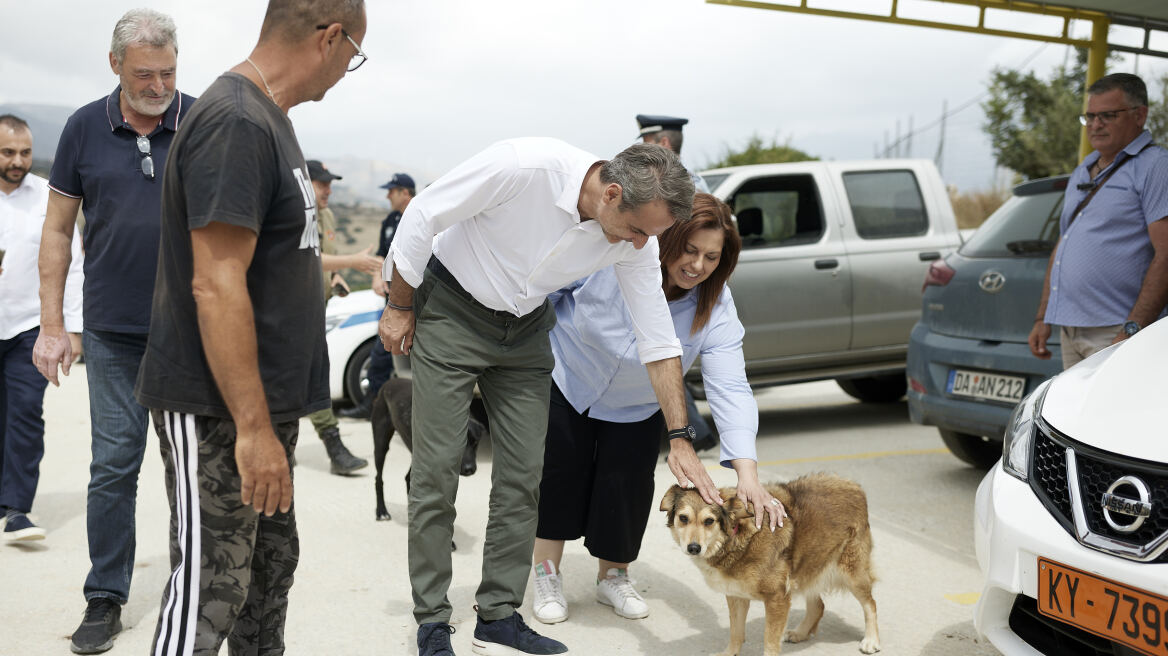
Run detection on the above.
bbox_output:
[150,410,300,656]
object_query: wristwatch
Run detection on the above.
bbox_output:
[1123,320,1141,337]
[668,425,698,442]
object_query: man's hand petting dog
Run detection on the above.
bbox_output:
[667,439,722,505]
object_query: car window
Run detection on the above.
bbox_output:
[960,191,1063,258]
[728,174,825,248]
[842,170,928,239]
[700,173,729,192]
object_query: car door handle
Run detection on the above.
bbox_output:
[919,251,941,261]
[814,259,838,270]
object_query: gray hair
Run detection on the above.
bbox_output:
[111,8,178,64]
[0,114,30,133]
[1088,73,1148,107]
[260,0,366,43]
[600,143,695,224]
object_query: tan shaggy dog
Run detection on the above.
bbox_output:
[659,473,880,655]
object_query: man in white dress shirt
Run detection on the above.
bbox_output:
[0,115,83,542]
[379,140,721,656]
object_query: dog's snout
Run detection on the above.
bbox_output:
[686,542,701,555]
[460,463,477,476]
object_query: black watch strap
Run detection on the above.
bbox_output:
[668,425,697,442]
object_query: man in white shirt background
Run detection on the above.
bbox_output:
[379,139,719,656]
[0,114,83,542]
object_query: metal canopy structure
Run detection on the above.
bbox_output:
[706,0,1168,158]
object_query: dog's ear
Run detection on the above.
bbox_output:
[659,486,684,527]
[725,495,755,520]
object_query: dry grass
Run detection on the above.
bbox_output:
[950,188,1009,230]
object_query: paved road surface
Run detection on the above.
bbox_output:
[1,372,1003,655]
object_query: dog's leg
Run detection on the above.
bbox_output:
[714,595,750,656]
[841,540,881,653]
[784,594,824,644]
[761,595,792,656]
[848,579,880,653]
[371,398,393,521]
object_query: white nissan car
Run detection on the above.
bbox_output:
[974,318,1168,655]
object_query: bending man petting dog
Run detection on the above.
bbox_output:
[379,139,714,656]
[531,194,787,625]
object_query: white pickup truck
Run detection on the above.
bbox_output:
[697,159,963,402]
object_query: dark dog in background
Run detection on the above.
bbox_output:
[370,377,487,523]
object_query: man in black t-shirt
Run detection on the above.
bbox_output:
[133,1,367,652]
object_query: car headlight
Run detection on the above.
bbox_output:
[325,314,346,333]
[1001,379,1052,481]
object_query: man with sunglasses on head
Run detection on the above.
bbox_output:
[34,9,193,654]
[1029,72,1168,370]
[133,1,366,652]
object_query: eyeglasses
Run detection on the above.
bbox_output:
[136,135,154,180]
[1079,107,1136,126]
[316,24,367,72]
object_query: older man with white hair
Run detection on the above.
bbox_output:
[34,8,194,654]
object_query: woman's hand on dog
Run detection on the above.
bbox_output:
[732,459,787,531]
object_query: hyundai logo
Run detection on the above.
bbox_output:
[978,270,1006,294]
[1101,475,1152,534]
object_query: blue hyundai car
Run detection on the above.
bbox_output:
[907,176,1068,468]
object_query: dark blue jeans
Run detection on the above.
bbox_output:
[82,329,150,604]
[367,332,394,397]
[0,327,49,514]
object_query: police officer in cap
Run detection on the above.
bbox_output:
[338,172,417,420]
[635,114,717,452]
[636,114,710,193]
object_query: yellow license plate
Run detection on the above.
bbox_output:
[1038,558,1168,656]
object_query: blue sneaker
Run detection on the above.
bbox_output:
[471,611,568,655]
[417,622,456,656]
[2,512,45,542]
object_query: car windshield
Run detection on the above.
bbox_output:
[960,190,1064,258]
[701,173,729,192]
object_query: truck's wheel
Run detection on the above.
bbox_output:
[939,429,1000,469]
[344,339,374,407]
[836,374,906,403]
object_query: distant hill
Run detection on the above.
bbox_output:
[0,102,434,205]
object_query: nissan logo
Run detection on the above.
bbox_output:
[1101,475,1152,534]
[978,270,1006,294]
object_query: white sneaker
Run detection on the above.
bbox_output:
[531,560,568,624]
[596,568,649,619]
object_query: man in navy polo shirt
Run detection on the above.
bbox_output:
[33,8,194,654]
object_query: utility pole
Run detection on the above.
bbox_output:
[935,99,947,175]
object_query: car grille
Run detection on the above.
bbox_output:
[1030,423,1168,563]
[1008,595,1119,656]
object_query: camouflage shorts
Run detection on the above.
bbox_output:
[150,410,299,656]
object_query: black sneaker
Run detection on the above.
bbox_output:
[472,611,567,655]
[418,622,456,656]
[1,512,45,541]
[70,598,122,654]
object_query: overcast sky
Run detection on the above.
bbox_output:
[5,0,1168,193]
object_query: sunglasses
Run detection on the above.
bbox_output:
[136,135,154,180]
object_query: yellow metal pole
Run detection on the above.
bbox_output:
[1079,17,1111,161]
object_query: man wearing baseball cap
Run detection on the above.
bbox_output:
[305,159,376,472]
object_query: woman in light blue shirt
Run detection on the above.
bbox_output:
[529,194,784,625]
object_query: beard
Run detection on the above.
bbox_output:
[124,88,176,118]
[2,166,27,185]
